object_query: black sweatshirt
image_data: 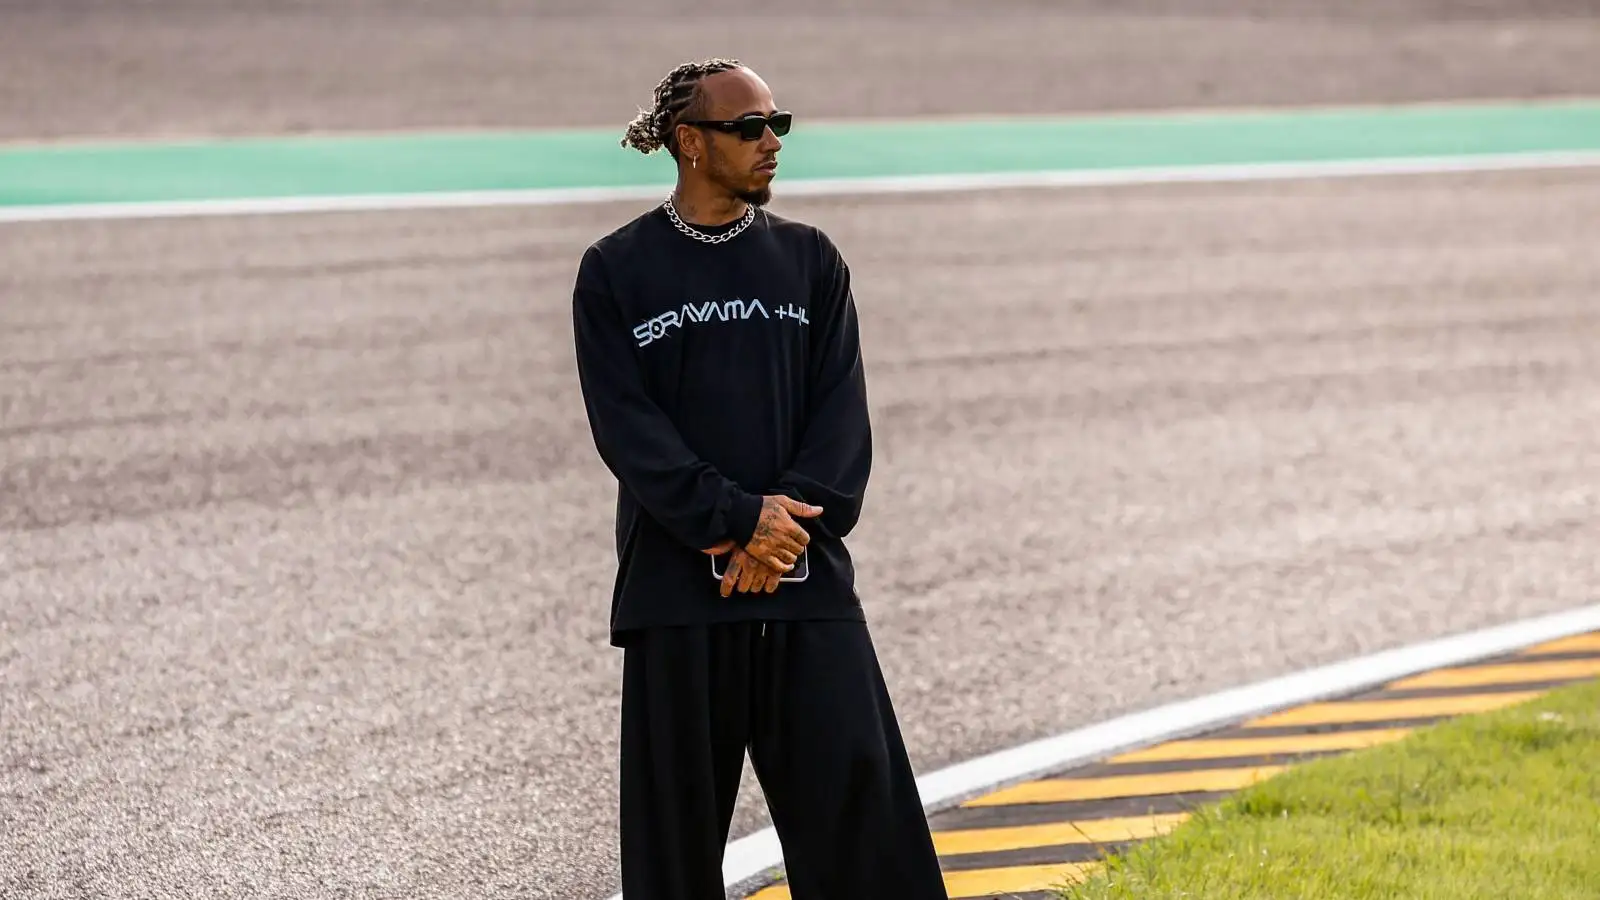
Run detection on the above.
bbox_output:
[572,204,872,645]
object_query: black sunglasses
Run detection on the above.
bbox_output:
[682,111,793,141]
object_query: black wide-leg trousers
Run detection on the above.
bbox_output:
[619,619,949,900]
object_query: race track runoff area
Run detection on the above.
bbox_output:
[743,631,1600,899]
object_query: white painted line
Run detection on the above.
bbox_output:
[602,602,1600,899]
[0,184,666,224]
[6,150,1600,225]
[905,603,1600,810]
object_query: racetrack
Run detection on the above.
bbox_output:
[4,3,1600,899]
[6,0,1600,141]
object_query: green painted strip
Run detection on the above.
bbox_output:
[4,102,1600,207]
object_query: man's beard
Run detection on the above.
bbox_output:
[735,184,772,206]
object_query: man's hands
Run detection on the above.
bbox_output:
[720,547,783,597]
[700,494,823,598]
[700,540,784,597]
[746,495,823,572]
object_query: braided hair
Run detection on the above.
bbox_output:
[620,58,742,160]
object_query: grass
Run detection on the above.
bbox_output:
[1060,678,1600,900]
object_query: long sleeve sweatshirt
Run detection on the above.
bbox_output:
[572,204,872,645]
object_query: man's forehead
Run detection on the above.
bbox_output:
[701,69,775,116]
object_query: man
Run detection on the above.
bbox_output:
[571,59,949,899]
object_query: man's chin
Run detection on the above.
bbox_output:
[737,185,772,207]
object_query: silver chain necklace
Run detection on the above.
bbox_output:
[663,194,756,244]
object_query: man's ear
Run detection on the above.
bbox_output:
[675,124,703,163]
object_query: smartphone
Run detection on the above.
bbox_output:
[712,548,809,582]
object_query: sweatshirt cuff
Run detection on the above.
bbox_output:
[727,491,765,548]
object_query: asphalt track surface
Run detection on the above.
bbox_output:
[5,0,1600,141]
[8,169,1600,899]
[6,3,1600,900]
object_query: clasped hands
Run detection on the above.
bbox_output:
[701,495,823,597]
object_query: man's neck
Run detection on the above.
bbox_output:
[671,180,746,226]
